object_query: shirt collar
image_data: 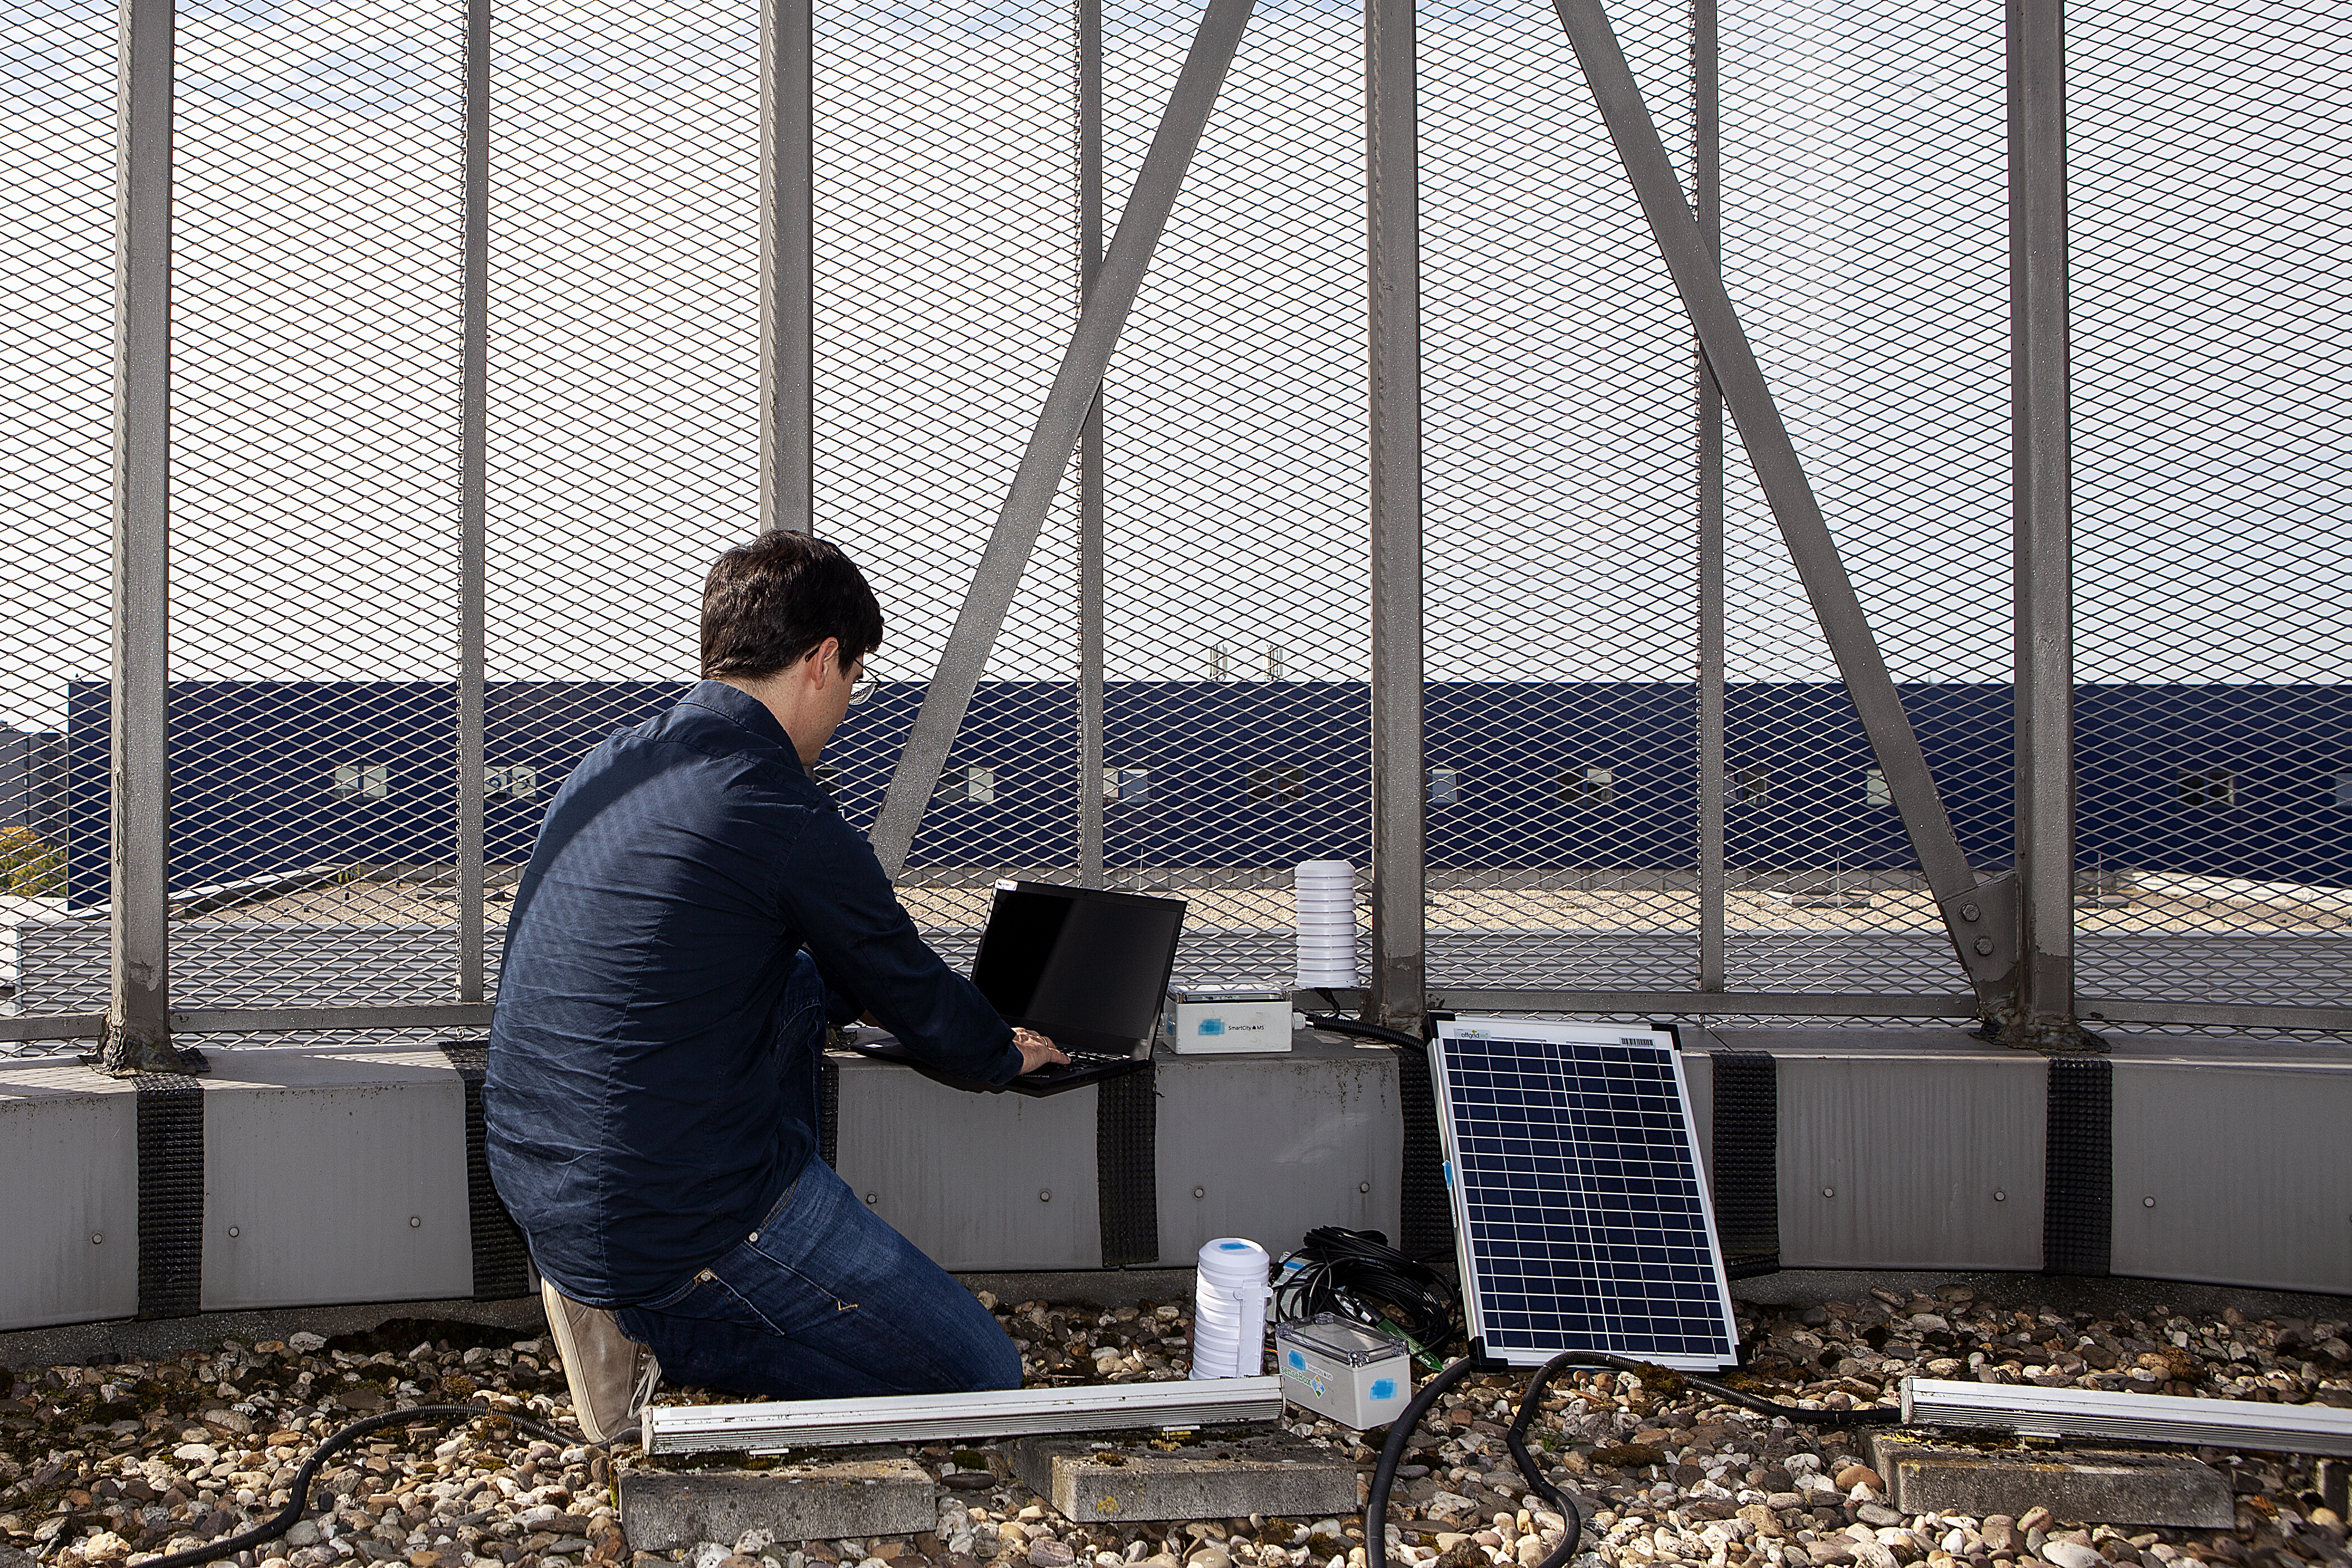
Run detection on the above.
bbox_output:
[676,679,804,771]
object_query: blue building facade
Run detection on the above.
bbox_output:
[60,680,2352,906]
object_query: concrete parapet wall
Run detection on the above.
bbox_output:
[1,1028,2345,1332]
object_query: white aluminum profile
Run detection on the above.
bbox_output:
[1902,1377,2352,1456]
[641,1375,1286,1455]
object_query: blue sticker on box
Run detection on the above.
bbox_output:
[1200,1018,1225,1035]
[1370,1378,1397,1400]
[1288,1350,1306,1369]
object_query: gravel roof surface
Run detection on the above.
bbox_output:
[2,1287,2345,1568]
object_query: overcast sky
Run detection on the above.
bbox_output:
[1,0,2343,737]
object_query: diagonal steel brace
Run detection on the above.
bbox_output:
[1550,0,2017,1010]
[867,0,1258,877]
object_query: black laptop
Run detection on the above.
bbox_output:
[849,879,1186,1098]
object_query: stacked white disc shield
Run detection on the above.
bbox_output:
[1294,859,1357,987]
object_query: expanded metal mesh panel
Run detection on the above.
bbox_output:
[1096,0,1368,979]
[15,0,2350,1040]
[488,0,762,918]
[1713,0,2009,997]
[2067,0,2352,1008]
[1420,0,1696,990]
[811,0,1083,936]
[0,0,111,1033]
[163,0,464,1008]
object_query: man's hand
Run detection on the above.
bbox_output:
[1012,1027,1069,1074]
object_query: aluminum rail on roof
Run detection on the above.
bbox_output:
[1902,1377,2352,1457]
[640,1376,1286,1454]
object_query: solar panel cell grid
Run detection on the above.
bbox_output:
[1435,1019,1739,1369]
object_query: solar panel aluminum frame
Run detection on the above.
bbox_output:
[1431,1017,1739,1370]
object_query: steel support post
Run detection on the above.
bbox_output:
[457,0,490,1003]
[761,0,815,534]
[1551,0,2018,1016]
[1365,0,1426,1031]
[2005,0,2085,1050]
[1692,0,1725,995]
[100,0,180,1075]
[1076,0,1107,888]
[868,0,1256,876]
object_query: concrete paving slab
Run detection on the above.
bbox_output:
[1010,1432,1359,1523]
[618,1458,936,1550]
[1869,1432,2233,1528]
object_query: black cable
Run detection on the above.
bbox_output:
[1364,1356,1497,1568]
[132,1403,590,1568]
[1305,1014,1427,1052]
[1363,1353,1901,1568]
[1274,1226,1460,1356]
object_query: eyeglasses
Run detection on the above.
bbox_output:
[847,665,878,706]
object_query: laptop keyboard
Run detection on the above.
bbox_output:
[1026,1048,1139,1078]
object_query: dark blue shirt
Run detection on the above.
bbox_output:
[483,680,1023,1307]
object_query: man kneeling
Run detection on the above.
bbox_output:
[484,532,1067,1438]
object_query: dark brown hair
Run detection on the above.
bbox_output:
[700,532,884,680]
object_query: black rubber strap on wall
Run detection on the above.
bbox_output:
[819,1056,840,1170]
[2043,1055,2113,1276]
[133,1074,205,1319]
[1395,1043,1452,1263]
[437,1041,531,1300]
[1095,1061,1160,1267]
[1708,1050,1781,1280]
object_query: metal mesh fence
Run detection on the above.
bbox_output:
[3,0,2348,1045]
[1420,0,1696,991]
[2066,0,2352,1010]
[156,0,465,1025]
[487,0,762,983]
[1095,0,1371,983]
[1713,0,2011,1000]
[814,0,1085,945]
[0,0,112,1026]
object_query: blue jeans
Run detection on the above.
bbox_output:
[613,1156,1025,1399]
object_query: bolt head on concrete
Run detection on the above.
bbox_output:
[1869,1433,2233,1529]
[619,1458,936,1551]
[1011,1432,1360,1523]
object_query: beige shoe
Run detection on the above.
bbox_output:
[541,1278,660,1443]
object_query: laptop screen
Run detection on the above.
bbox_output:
[969,881,1186,1049]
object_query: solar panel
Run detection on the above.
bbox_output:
[1431,1016,1738,1370]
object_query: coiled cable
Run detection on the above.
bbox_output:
[1274,1226,1461,1359]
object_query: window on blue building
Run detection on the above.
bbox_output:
[330,762,389,801]
[1247,765,1304,804]
[486,764,538,803]
[1733,767,1770,806]
[2178,767,2235,809]
[1105,767,1149,805]
[1428,767,1461,806]
[2334,773,2352,807]
[1864,768,1891,807]
[961,765,997,806]
[1557,765,1614,807]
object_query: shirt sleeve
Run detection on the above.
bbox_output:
[776,809,1026,1086]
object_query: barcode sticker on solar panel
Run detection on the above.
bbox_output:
[1432,1017,1738,1370]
